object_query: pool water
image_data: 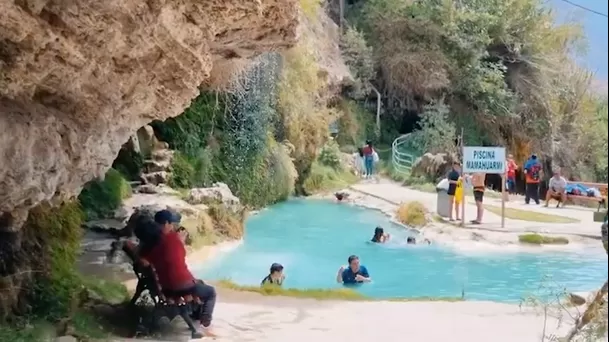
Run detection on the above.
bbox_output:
[195,200,608,302]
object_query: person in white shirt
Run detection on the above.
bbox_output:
[545,171,567,207]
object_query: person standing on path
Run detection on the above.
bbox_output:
[362,140,376,179]
[506,154,518,194]
[470,172,486,224]
[447,161,461,221]
[523,154,542,205]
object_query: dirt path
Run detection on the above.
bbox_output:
[350,178,601,238]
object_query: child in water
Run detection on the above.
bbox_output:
[371,227,390,243]
[406,236,431,245]
[261,263,285,286]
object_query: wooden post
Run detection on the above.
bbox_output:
[501,172,506,228]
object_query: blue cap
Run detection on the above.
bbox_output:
[154,209,182,224]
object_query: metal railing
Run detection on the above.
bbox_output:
[391,134,416,174]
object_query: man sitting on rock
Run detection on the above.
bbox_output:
[138,209,218,336]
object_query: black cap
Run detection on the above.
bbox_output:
[270,263,284,273]
[154,209,182,224]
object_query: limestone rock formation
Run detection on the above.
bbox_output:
[186,183,241,213]
[411,153,457,182]
[300,8,353,93]
[0,0,299,229]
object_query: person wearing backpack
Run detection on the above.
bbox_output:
[523,154,542,205]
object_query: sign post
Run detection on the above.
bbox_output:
[501,172,506,228]
[462,146,507,228]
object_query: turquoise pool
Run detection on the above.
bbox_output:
[194,199,608,302]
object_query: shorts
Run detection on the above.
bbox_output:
[473,190,484,203]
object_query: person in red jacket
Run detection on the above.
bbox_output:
[139,210,217,337]
[506,154,518,194]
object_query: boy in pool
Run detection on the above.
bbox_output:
[261,263,285,286]
[336,255,371,284]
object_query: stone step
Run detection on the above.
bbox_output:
[143,159,171,173]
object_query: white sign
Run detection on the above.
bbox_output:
[462,146,506,174]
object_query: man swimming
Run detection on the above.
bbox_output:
[336,255,371,284]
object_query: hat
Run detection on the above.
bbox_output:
[154,209,182,224]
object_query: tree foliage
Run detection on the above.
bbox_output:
[348,0,606,181]
[410,99,457,155]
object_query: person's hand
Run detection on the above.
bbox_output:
[355,274,366,282]
[338,266,345,274]
[178,230,188,243]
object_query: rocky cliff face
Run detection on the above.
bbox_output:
[0,0,299,229]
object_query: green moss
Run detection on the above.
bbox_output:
[80,277,129,305]
[78,168,131,220]
[485,206,579,223]
[24,201,85,321]
[518,233,570,245]
[0,320,54,342]
[217,280,463,302]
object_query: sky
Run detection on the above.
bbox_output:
[549,0,608,81]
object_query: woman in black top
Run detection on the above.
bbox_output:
[447,161,461,221]
[370,226,390,243]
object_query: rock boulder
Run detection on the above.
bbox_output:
[187,183,242,213]
[0,0,299,226]
[411,153,457,182]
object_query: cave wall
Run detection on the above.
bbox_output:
[0,0,299,230]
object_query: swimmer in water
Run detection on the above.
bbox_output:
[334,191,350,202]
[261,263,285,286]
[406,236,431,245]
[370,226,390,243]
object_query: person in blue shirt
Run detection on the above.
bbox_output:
[336,255,371,285]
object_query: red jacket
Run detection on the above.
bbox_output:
[140,231,194,290]
[507,160,517,178]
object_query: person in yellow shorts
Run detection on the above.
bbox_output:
[447,161,461,221]
[454,176,463,221]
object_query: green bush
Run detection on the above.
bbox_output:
[396,201,428,227]
[78,168,131,220]
[336,100,376,147]
[168,151,196,189]
[409,99,456,155]
[318,140,342,170]
[302,161,357,195]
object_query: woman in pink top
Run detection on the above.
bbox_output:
[362,140,375,178]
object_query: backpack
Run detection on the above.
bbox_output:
[529,164,541,181]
